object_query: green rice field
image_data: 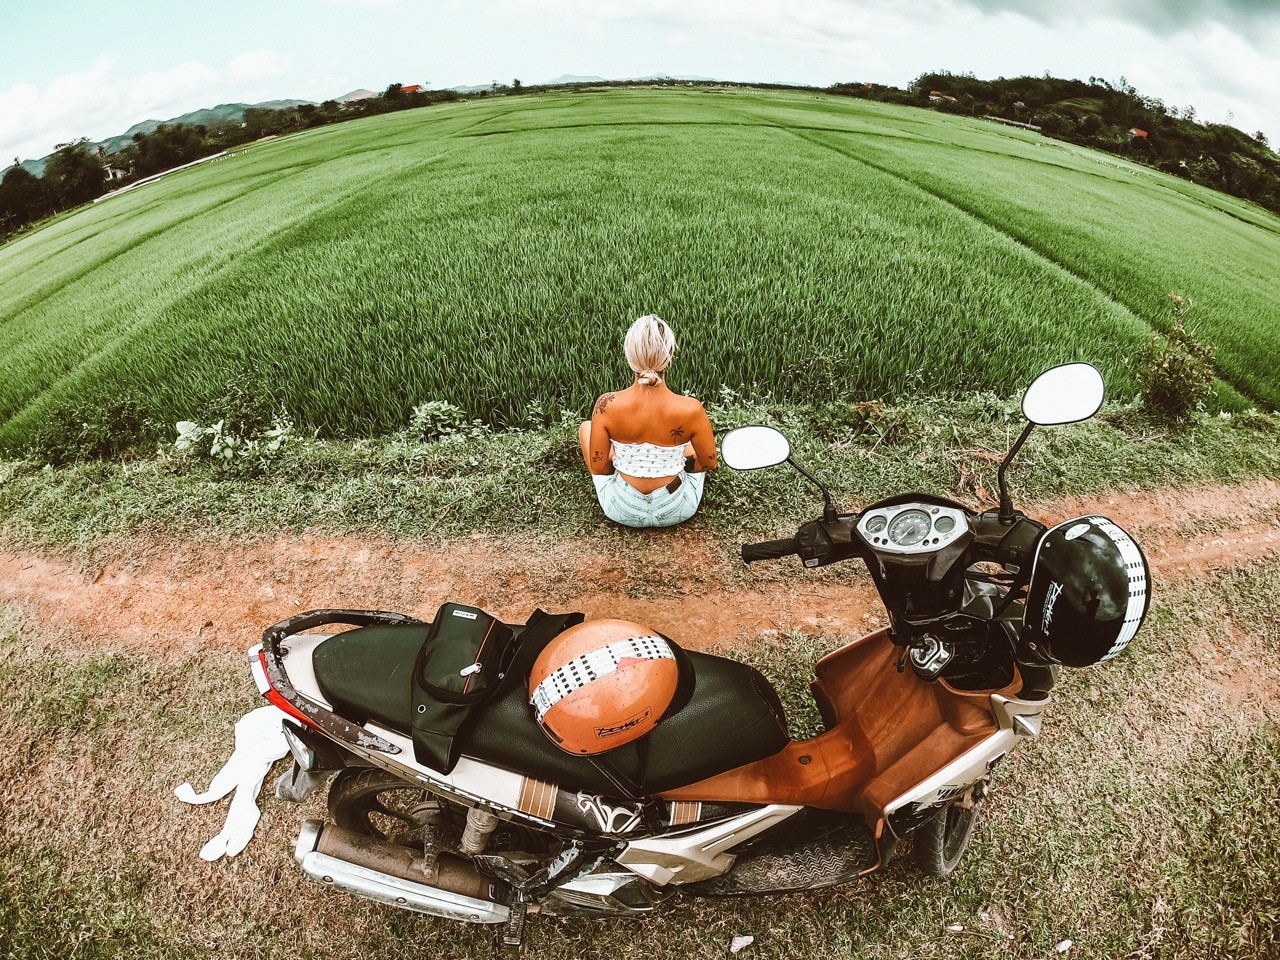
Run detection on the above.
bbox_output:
[2,87,1279,453]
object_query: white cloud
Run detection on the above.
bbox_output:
[1122,22,1278,136]
[960,0,1280,42]
[509,0,936,55]
[229,49,292,82]
[499,0,1279,136]
[3,2,1276,163]
[0,50,296,162]
[126,61,223,115]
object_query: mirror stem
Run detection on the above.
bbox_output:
[997,422,1036,525]
[787,457,838,523]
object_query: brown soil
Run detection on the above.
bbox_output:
[1,478,1277,653]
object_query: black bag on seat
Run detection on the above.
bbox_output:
[411,603,515,772]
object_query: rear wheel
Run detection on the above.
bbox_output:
[326,767,553,854]
[328,767,445,845]
[912,793,983,877]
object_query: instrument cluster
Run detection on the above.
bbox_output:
[857,502,969,556]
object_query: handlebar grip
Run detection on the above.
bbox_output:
[742,538,800,563]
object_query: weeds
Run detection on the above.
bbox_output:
[1,393,1277,553]
[25,395,152,465]
[173,411,293,467]
[408,400,488,443]
[1144,293,1216,423]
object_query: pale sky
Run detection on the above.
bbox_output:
[2,0,1278,164]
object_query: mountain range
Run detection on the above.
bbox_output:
[11,74,720,178]
[15,99,316,177]
[449,73,718,92]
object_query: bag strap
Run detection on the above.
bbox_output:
[500,608,585,691]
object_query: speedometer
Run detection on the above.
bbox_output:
[887,509,931,546]
[859,501,969,555]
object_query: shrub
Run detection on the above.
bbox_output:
[197,375,278,439]
[408,400,487,442]
[173,411,293,467]
[1144,293,1215,422]
[27,396,153,465]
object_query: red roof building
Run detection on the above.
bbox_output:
[402,84,423,94]
[1129,127,1148,138]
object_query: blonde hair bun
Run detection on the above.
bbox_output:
[625,314,676,386]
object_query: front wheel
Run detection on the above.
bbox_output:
[912,797,981,877]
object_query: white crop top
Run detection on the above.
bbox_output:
[611,440,687,478]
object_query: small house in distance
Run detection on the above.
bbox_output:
[1129,127,1149,138]
[402,84,424,95]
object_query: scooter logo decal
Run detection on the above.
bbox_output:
[1064,522,1091,541]
[1042,581,1063,628]
[596,709,650,739]
[575,792,642,834]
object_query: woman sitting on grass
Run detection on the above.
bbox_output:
[579,315,717,528]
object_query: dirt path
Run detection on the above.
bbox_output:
[2,479,1278,652]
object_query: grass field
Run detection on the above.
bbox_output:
[2,87,1279,456]
[2,559,1276,960]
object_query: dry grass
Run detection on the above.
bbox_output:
[1,560,1277,959]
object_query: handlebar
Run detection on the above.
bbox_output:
[742,538,800,563]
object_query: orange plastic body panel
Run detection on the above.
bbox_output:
[659,629,1020,824]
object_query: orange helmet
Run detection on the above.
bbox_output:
[529,619,680,755]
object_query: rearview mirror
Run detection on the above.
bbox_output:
[1022,363,1105,426]
[722,426,791,471]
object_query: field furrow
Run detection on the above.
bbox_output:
[2,88,1277,454]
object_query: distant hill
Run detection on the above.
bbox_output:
[630,74,718,82]
[450,74,721,94]
[11,99,315,178]
[98,100,315,154]
[538,73,718,86]
[543,74,607,85]
[336,89,376,103]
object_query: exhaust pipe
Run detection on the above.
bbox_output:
[294,819,511,924]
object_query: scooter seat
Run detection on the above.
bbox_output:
[311,620,790,798]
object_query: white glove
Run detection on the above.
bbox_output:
[175,705,291,861]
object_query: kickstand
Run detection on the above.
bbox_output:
[500,897,528,952]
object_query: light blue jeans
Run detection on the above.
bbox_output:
[591,471,705,528]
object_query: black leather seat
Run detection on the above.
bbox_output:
[311,619,789,798]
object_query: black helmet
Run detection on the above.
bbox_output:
[1021,515,1150,668]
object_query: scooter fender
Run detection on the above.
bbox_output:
[882,691,1050,840]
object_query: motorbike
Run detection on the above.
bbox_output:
[249,362,1149,949]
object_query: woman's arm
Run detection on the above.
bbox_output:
[687,402,718,472]
[588,393,616,475]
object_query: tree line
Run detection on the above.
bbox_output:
[0,84,464,238]
[3,73,1278,239]
[830,72,1280,213]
